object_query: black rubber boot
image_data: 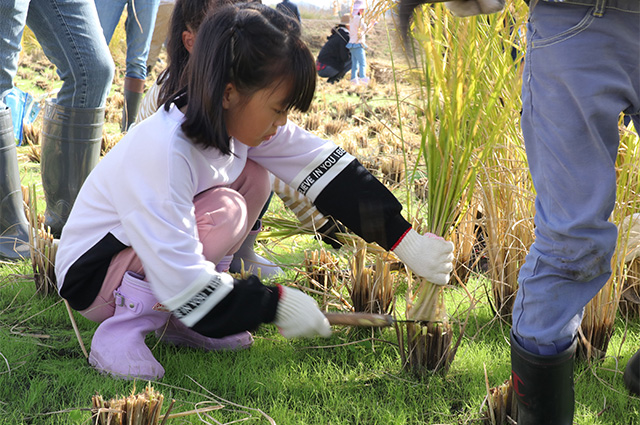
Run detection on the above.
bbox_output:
[40,100,104,237]
[624,348,640,395]
[0,107,30,261]
[121,77,145,132]
[510,331,576,425]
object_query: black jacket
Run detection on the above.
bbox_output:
[316,26,351,70]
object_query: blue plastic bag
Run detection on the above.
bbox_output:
[5,86,41,146]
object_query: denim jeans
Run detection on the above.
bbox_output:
[0,0,114,109]
[348,44,366,80]
[512,0,640,355]
[94,0,160,80]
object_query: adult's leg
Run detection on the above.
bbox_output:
[27,0,115,236]
[93,0,128,44]
[512,2,639,423]
[0,1,36,260]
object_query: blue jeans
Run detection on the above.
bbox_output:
[94,0,160,80]
[0,0,114,109]
[348,44,366,80]
[513,0,640,355]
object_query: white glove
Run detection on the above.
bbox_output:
[445,0,505,17]
[392,229,454,285]
[273,285,332,338]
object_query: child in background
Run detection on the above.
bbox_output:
[347,0,369,85]
[56,2,454,380]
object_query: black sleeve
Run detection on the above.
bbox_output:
[189,276,280,338]
[313,159,411,251]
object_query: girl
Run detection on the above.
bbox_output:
[137,0,344,278]
[347,0,369,85]
[56,2,454,381]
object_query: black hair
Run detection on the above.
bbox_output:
[158,0,237,106]
[173,2,316,155]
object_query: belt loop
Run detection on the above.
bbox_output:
[593,0,607,17]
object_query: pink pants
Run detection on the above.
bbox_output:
[80,160,271,323]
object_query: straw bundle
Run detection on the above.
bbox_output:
[91,384,165,425]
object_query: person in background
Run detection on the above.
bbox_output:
[276,0,300,22]
[0,0,115,251]
[146,0,177,74]
[399,0,638,423]
[94,0,161,132]
[316,14,351,84]
[346,0,369,85]
[56,2,454,381]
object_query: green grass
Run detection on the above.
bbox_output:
[1,253,639,424]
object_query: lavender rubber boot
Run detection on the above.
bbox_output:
[89,271,169,380]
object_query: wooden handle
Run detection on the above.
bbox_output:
[324,312,394,328]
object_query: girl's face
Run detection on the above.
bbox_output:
[223,80,290,148]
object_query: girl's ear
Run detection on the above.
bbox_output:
[182,30,196,53]
[222,83,240,110]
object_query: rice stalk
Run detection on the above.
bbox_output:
[25,184,57,296]
[22,123,40,147]
[348,240,396,315]
[395,3,527,375]
[303,248,343,310]
[324,119,347,136]
[481,370,517,425]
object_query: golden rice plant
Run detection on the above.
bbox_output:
[579,123,640,361]
[478,140,535,319]
[395,2,526,375]
[24,184,58,296]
